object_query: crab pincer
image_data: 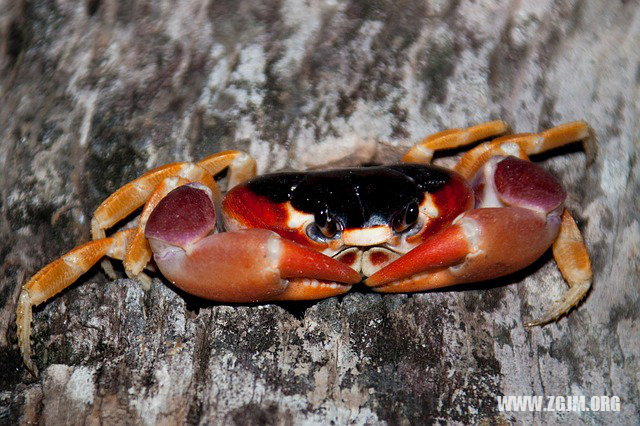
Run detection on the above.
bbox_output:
[145,184,361,303]
[365,157,573,308]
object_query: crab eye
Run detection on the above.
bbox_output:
[392,200,419,233]
[310,207,340,240]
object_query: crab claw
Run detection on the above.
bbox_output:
[366,207,561,292]
[365,157,567,292]
[364,224,470,289]
[146,185,359,302]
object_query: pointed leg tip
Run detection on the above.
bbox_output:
[524,318,551,328]
[137,272,153,291]
[525,281,591,327]
[584,134,597,167]
[25,360,39,378]
[101,259,118,279]
[524,310,565,327]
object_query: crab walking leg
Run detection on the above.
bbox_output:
[92,163,193,241]
[402,120,509,164]
[91,152,239,241]
[122,176,189,288]
[91,151,246,278]
[91,163,190,278]
[122,169,221,288]
[16,229,134,375]
[526,210,592,326]
[454,121,595,179]
[197,150,257,189]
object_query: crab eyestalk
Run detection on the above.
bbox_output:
[145,185,360,302]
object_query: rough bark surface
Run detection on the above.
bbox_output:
[1,0,639,424]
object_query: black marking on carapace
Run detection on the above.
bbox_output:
[246,164,452,229]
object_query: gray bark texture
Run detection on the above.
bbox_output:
[1,0,639,424]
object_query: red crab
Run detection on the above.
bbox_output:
[17,120,593,375]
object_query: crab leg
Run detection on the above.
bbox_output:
[122,167,221,288]
[526,210,592,325]
[121,176,189,289]
[403,120,509,164]
[145,185,360,302]
[197,150,256,189]
[453,121,595,179]
[91,151,253,277]
[16,229,135,376]
[92,151,250,240]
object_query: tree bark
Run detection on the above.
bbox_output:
[1,0,638,424]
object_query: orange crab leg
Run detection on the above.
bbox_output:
[91,150,253,277]
[197,150,256,189]
[92,163,190,240]
[454,121,595,179]
[121,176,190,288]
[526,210,592,326]
[90,162,194,279]
[123,167,222,287]
[552,210,592,289]
[92,151,249,240]
[403,120,510,164]
[16,229,135,376]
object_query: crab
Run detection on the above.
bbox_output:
[16,120,594,375]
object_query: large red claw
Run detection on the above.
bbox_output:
[366,207,562,293]
[148,229,358,302]
[277,238,361,285]
[146,186,358,302]
[271,238,361,300]
[364,224,470,288]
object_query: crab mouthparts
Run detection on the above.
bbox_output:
[333,246,401,278]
